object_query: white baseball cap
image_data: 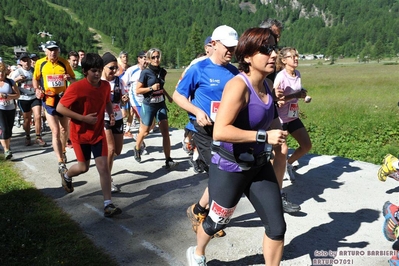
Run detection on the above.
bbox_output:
[44,41,59,49]
[211,25,238,47]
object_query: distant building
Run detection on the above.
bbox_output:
[304,54,315,60]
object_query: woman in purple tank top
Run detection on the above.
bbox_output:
[186,28,288,266]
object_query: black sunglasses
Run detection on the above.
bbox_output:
[259,45,278,55]
[107,66,119,71]
[151,55,160,60]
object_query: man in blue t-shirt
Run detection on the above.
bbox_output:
[173,25,239,239]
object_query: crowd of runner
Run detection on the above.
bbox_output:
[0,19,341,266]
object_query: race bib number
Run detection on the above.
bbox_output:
[208,201,236,225]
[288,103,299,118]
[113,104,121,113]
[46,74,65,88]
[150,94,164,103]
[0,100,11,106]
[22,83,33,89]
[210,101,220,122]
[22,83,34,93]
[111,103,123,121]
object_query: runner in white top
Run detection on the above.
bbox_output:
[11,52,46,147]
[101,52,129,193]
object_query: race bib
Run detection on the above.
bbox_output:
[208,201,236,225]
[106,103,123,121]
[150,94,164,103]
[113,104,121,113]
[288,103,299,118]
[22,83,34,93]
[0,100,12,106]
[22,83,33,89]
[46,74,65,88]
[210,101,220,122]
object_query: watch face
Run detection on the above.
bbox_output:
[257,130,266,142]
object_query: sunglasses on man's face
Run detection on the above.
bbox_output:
[259,45,278,55]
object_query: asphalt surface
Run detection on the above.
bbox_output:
[7,123,397,266]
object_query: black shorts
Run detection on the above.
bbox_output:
[282,118,305,134]
[18,98,42,113]
[73,138,107,162]
[104,118,123,134]
[191,119,214,166]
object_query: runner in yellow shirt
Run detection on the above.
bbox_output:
[32,41,76,175]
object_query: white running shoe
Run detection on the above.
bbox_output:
[186,246,207,266]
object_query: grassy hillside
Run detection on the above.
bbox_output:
[46,1,120,56]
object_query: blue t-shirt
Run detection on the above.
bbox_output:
[176,58,239,121]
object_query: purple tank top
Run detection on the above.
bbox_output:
[211,73,275,172]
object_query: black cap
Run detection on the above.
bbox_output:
[102,52,117,66]
[137,51,146,57]
[19,52,30,60]
[30,53,38,59]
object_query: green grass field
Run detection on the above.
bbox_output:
[165,60,399,164]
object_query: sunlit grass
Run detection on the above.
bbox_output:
[166,61,399,164]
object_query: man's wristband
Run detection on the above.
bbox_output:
[256,129,267,143]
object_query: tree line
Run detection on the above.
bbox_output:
[1,0,399,66]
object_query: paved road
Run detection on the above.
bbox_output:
[8,125,396,265]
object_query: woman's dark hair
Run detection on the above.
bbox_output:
[81,53,103,74]
[235,27,275,73]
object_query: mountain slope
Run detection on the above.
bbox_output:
[1,0,398,66]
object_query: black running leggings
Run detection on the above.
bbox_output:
[202,161,286,240]
[0,109,16,139]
